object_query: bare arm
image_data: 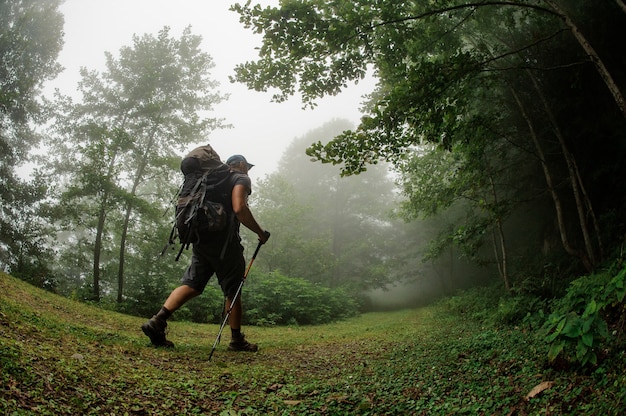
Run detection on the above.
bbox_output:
[232,184,269,243]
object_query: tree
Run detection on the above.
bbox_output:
[397,135,533,292]
[0,0,63,275]
[252,119,403,292]
[232,0,626,280]
[251,172,328,278]
[46,27,228,301]
[233,1,625,151]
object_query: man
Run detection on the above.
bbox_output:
[142,150,270,351]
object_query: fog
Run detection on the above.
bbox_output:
[46,0,377,180]
[253,119,498,311]
[365,258,495,310]
[35,1,498,309]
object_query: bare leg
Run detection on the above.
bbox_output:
[164,285,201,312]
[224,294,257,351]
[226,295,242,330]
[142,285,199,347]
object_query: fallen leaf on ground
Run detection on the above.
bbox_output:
[525,381,554,400]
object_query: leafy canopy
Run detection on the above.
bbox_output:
[0,0,63,273]
[230,0,568,174]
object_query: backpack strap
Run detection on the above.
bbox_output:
[169,168,235,261]
[160,182,184,257]
[183,172,209,233]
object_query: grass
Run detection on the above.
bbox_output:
[1,271,625,415]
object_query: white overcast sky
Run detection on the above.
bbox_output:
[45,0,376,180]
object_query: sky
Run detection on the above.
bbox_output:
[45,0,377,180]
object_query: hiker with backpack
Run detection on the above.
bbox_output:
[142,145,270,351]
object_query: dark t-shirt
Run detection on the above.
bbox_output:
[224,171,251,231]
[180,169,252,295]
[194,170,251,254]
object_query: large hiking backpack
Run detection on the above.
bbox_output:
[165,145,234,261]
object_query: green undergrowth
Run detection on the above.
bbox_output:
[1,272,625,415]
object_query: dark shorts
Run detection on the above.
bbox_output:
[181,241,245,298]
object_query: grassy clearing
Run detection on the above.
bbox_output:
[1,272,624,415]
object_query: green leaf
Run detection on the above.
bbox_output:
[576,340,589,361]
[555,316,567,334]
[562,317,582,338]
[596,320,610,339]
[583,299,597,317]
[545,330,560,343]
[581,332,594,347]
[581,316,595,334]
[544,315,567,342]
[548,340,565,362]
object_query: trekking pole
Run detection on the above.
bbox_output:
[208,233,269,361]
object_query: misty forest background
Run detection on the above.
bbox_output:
[2,0,626,367]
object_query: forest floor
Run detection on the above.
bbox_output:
[1,272,625,415]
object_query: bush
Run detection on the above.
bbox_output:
[242,271,359,326]
[439,283,547,328]
[174,285,224,323]
[440,284,504,324]
[541,263,626,367]
[495,293,547,327]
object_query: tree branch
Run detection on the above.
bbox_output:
[370,1,559,30]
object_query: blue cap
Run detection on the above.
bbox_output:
[226,154,254,170]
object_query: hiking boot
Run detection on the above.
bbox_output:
[141,316,174,348]
[227,334,258,352]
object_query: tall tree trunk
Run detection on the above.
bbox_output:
[116,128,156,303]
[406,1,626,118]
[511,88,593,272]
[330,184,341,289]
[92,200,107,301]
[527,70,599,268]
[572,157,605,260]
[92,145,122,301]
[544,0,626,118]
[488,174,510,291]
[117,171,144,303]
[117,203,129,303]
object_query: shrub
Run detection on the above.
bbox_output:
[495,293,548,327]
[440,283,547,328]
[440,284,504,324]
[541,263,626,367]
[242,271,359,326]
